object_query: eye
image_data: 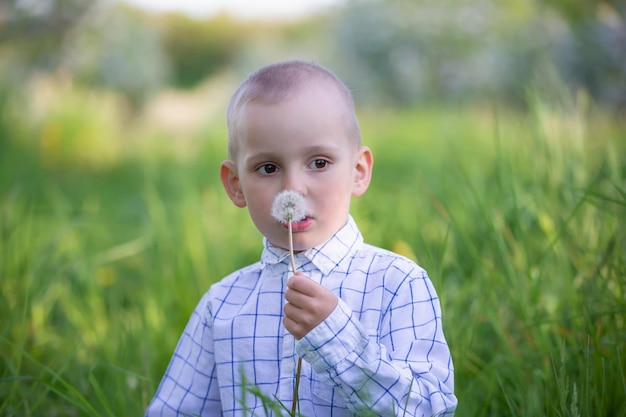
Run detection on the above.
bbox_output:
[309,159,329,170]
[257,163,278,174]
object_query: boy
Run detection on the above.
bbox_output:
[145,60,457,416]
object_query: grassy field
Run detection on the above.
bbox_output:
[1,80,625,416]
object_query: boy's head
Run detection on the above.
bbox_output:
[220,60,373,251]
[226,60,362,163]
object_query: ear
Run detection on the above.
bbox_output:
[220,160,247,208]
[352,146,373,197]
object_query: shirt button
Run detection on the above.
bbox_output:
[283,360,294,373]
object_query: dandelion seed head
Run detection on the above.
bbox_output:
[271,190,306,222]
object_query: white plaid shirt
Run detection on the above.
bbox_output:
[146,216,456,416]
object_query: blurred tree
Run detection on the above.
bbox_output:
[61,4,171,110]
[332,0,515,106]
[156,13,248,88]
[332,0,626,110]
[0,1,170,110]
[542,0,622,23]
[541,1,626,110]
[0,0,96,71]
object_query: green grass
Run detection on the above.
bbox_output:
[1,81,624,416]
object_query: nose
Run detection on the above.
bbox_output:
[282,167,306,195]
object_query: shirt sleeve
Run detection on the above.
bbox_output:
[295,273,457,416]
[145,292,222,417]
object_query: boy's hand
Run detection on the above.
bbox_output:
[284,271,338,340]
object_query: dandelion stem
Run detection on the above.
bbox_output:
[287,217,301,416]
[292,357,302,416]
[288,219,297,274]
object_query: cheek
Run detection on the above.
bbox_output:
[317,185,351,210]
[245,191,274,218]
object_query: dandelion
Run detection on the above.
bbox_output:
[271,190,306,274]
[270,189,306,417]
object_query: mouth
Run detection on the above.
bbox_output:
[281,216,312,232]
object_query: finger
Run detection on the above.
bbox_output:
[284,286,309,307]
[283,301,302,320]
[283,316,305,340]
[284,301,314,325]
[284,301,321,330]
[287,273,321,296]
[287,272,308,289]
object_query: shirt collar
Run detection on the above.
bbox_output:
[261,215,363,275]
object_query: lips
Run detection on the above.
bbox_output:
[282,216,312,232]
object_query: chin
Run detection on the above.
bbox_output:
[293,236,323,252]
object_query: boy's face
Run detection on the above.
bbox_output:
[220,82,373,251]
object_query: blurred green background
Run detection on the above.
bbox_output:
[1,0,625,416]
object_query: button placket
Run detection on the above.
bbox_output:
[272,265,297,403]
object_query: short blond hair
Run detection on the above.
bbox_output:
[226,60,361,161]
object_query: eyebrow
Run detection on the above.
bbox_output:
[300,143,343,155]
[243,143,344,166]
